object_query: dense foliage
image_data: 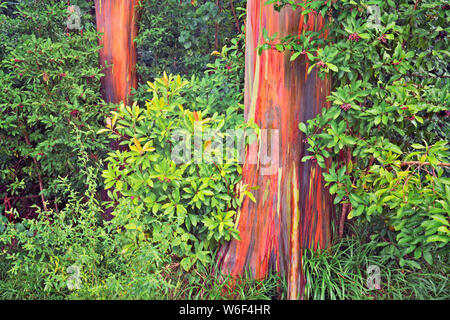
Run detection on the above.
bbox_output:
[99,72,249,271]
[266,0,449,267]
[0,0,110,218]
[135,0,246,80]
[0,0,448,300]
[1,0,262,299]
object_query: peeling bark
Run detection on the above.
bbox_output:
[94,0,141,104]
[218,0,334,299]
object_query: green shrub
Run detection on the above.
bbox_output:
[0,0,111,215]
[0,127,109,298]
[135,0,246,80]
[0,128,172,299]
[266,0,449,266]
[100,73,253,272]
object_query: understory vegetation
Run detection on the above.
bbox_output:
[0,0,448,300]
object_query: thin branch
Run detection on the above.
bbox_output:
[339,202,351,236]
[229,0,240,33]
[23,133,48,212]
[400,161,450,167]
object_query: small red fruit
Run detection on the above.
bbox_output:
[317,61,326,69]
[349,33,361,41]
[341,103,351,111]
[377,35,387,43]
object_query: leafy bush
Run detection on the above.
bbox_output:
[135,0,246,80]
[184,31,245,116]
[266,0,449,266]
[0,0,111,216]
[0,129,173,299]
[99,73,253,272]
[1,128,107,298]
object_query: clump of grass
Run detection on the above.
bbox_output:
[301,237,449,300]
[161,259,287,300]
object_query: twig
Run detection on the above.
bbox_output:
[229,0,240,33]
[339,202,351,236]
[214,0,222,51]
[1,194,41,201]
[23,133,48,211]
[54,197,59,213]
[400,161,450,167]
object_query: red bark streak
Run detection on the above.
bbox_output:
[218,1,333,299]
[94,0,141,104]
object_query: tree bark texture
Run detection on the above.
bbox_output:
[94,0,141,104]
[218,0,334,299]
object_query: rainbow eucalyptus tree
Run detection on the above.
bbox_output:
[93,0,142,217]
[217,0,333,299]
[94,0,141,104]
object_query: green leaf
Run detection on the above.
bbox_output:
[275,44,284,52]
[423,251,433,264]
[427,235,448,243]
[290,51,301,61]
[431,215,449,226]
[180,257,192,271]
[299,122,307,133]
[125,223,136,230]
[245,191,256,203]
[326,63,338,72]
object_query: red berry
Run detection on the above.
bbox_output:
[341,103,351,111]
[349,33,361,41]
[377,35,387,43]
[317,61,326,68]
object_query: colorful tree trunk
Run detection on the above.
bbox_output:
[94,0,141,104]
[94,0,142,220]
[217,1,333,299]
